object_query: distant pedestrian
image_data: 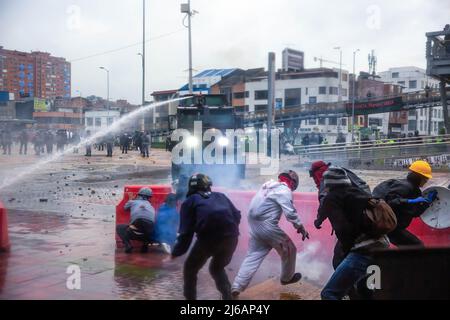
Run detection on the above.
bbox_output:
[45,131,54,154]
[19,129,29,155]
[120,133,130,154]
[1,130,12,155]
[106,134,114,157]
[85,130,92,157]
[141,131,150,158]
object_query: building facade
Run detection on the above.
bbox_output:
[0,47,71,100]
[378,66,443,135]
[244,68,350,134]
[84,110,120,135]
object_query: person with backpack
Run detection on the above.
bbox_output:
[372,160,437,247]
[318,167,394,300]
[231,170,310,298]
[171,174,241,300]
[310,161,372,269]
[116,187,155,254]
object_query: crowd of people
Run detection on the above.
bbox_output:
[116,159,437,300]
[0,128,153,159]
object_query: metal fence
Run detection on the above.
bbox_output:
[294,134,450,165]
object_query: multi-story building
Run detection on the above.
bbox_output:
[378,66,443,135]
[0,46,71,100]
[244,67,350,134]
[178,69,241,96]
[84,110,120,135]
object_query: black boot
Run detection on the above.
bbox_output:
[140,243,149,253]
[281,273,302,285]
[124,242,133,254]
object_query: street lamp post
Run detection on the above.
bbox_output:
[334,47,343,134]
[99,67,110,129]
[142,0,146,106]
[181,1,194,94]
[334,47,343,103]
[99,67,110,110]
[352,49,360,143]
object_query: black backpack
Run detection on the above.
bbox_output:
[343,168,372,196]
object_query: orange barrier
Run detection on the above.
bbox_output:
[115,185,172,248]
[0,201,10,252]
[115,186,450,260]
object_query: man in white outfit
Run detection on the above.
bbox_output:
[231,170,310,297]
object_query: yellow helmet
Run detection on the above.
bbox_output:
[409,160,432,179]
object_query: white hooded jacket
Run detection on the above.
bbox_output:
[248,181,302,241]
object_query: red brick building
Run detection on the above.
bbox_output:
[0,46,71,100]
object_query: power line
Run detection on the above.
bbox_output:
[69,28,185,63]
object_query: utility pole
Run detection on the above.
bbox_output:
[441,81,449,134]
[181,1,194,94]
[267,52,276,156]
[352,49,360,142]
[142,0,146,106]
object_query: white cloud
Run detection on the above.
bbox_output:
[0,0,448,104]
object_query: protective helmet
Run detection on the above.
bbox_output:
[188,173,212,196]
[409,160,432,179]
[137,187,153,198]
[278,170,300,191]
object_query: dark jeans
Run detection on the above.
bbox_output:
[46,144,53,154]
[85,145,92,156]
[141,144,149,157]
[184,237,238,300]
[2,144,11,155]
[106,143,113,157]
[20,142,27,155]
[388,228,424,247]
[332,241,347,270]
[116,219,154,247]
[121,144,129,154]
[321,252,373,300]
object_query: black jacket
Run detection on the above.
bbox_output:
[172,192,241,257]
[372,179,428,230]
[316,168,371,226]
[318,185,371,254]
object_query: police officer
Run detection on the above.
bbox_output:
[171,174,241,300]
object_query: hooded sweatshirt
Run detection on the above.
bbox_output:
[248,181,302,241]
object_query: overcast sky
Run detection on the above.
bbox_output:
[0,0,449,104]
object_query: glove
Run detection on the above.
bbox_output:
[426,190,438,203]
[297,224,310,241]
[408,197,429,204]
[314,219,322,230]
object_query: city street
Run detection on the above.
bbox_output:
[1,146,449,300]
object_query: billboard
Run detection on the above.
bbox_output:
[33,98,48,112]
[282,48,304,72]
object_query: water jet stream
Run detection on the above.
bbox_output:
[0,97,188,191]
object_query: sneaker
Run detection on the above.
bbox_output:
[231,290,240,299]
[140,244,149,253]
[281,273,302,285]
[161,243,171,254]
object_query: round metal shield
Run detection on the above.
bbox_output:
[421,186,450,229]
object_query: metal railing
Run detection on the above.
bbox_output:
[294,134,450,163]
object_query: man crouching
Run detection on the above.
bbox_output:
[116,187,155,254]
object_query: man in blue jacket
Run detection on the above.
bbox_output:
[171,174,241,300]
